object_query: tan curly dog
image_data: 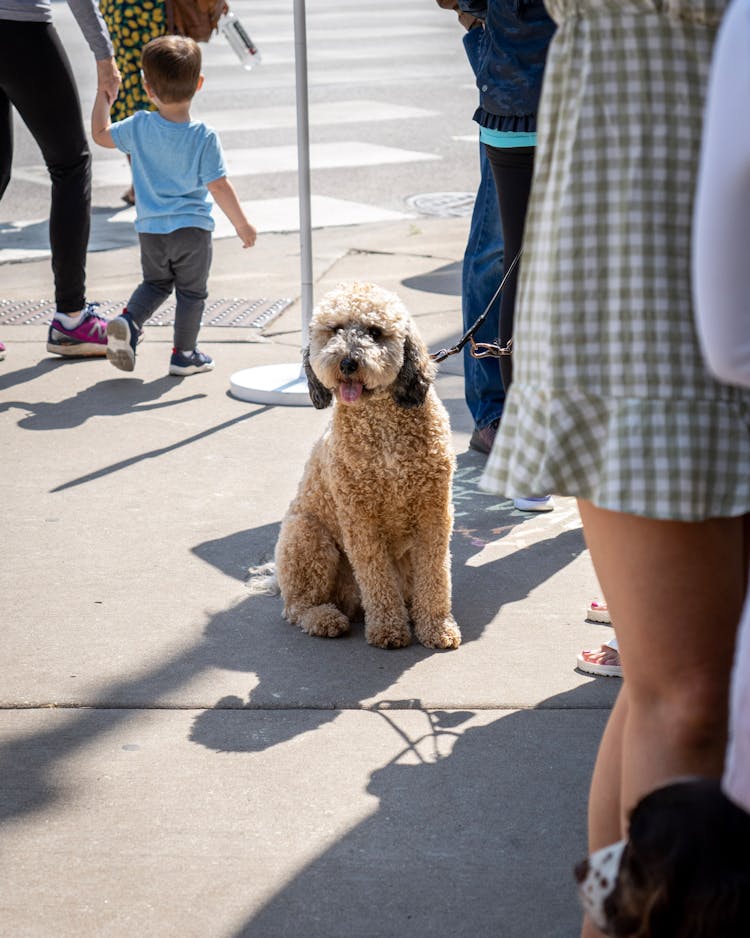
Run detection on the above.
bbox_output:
[275,281,460,650]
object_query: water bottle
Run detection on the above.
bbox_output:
[219,10,262,70]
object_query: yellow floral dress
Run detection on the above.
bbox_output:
[100,0,167,121]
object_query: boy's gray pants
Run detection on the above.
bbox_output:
[127,227,213,351]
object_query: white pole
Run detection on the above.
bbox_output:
[228,1,315,405]
[293,0,313,345]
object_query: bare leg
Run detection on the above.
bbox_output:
[580,690,627,938]
[577,500,747,937]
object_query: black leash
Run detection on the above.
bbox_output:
[430,247,523,363]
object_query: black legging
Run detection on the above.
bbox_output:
[0,20,91,314]
[484,144,535,392]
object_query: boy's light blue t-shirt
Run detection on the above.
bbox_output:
[110,110,226,234]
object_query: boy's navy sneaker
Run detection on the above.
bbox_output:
[169,348,214,376]
[47,302,108,357]
[106,310,141,372]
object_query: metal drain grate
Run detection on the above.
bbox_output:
[404,192,476,218]
[0,297,294,329]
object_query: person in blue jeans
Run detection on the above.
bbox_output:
[459,0,555,511]
[461,19,507,455]
[437,1,505,455]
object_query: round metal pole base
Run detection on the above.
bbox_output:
[229,363,312,406]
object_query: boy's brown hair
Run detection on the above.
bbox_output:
[141,35,202,104]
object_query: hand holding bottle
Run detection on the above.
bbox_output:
[219,9,261,70]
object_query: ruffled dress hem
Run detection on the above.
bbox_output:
[480,385,750,522]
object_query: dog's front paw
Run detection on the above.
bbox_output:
[365,619,412,649]
[415,615,461,650]
[299,604,350,638]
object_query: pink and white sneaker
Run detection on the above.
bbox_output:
[0,340,6,361]
[46,303,109,357]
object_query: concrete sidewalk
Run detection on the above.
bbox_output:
[0,218,617,937]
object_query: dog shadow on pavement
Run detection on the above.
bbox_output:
[187,457,591,756]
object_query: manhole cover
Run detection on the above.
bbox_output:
[0,297,294,329]
[404,192,475,218]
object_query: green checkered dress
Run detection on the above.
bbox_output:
[481,0,750,521]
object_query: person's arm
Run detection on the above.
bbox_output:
[96,58,121,108]
[435,0,481,29]
[66,0,120,104]
[206,177,257,248]
[693,0,750,389]
[66,0,113,58]
[456,0,486,19]
[91,88,117,149]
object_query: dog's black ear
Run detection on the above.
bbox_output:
[303,347,332,409]
[392,333,435,409]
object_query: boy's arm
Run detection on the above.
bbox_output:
[91,88,117,149]
[206,176,257,248]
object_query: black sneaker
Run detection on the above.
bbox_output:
[169,348,215,376]
[106,310,141,372]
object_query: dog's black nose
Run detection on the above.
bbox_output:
[340,357,358,375]
[574,858,590,884]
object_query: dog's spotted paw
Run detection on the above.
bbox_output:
[416,616,461,650]
[300,604,350,638]
[366,620,412,649]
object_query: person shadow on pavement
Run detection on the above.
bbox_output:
[0,357,71,394]
[230,685,606,938]
[1,374,203,430]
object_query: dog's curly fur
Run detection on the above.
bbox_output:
[575,779,750,937]
[274,281,460,650]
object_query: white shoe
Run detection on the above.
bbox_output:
[577,639,622,678]
[586,599,612,624]
[513,495,554,512]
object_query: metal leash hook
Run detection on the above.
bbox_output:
[469,336,512,359]
[430,248,523,364]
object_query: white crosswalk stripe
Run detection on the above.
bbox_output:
[190,101,438,133]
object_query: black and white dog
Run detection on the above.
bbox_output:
[575,779,750,937]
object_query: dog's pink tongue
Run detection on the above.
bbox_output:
[339,381,363,403]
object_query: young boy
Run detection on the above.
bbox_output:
[91,35,256,375]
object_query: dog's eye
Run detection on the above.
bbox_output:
[368,326,382,340]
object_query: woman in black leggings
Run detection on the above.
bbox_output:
[483,144,535,393]
[0,1,119,357]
